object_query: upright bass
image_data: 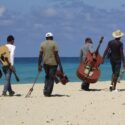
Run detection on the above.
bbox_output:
[77,37,104,83]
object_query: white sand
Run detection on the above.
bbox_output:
[0,81,125,125]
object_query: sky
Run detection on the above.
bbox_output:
[0,0,125,57]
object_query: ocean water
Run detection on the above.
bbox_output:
[0,57,124,84]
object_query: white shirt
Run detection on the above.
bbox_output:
[5,44,16,66]
[80,43,94,61]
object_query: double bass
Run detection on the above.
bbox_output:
[77,37,104,83]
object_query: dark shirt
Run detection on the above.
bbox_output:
[108,39,123,61]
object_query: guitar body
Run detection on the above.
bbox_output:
[84,52,102,67]
[0,45,10,66]
[55,70,69,85]
[77,53,102,83]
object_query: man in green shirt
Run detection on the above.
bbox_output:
[38,32,62,96]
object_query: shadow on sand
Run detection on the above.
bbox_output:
[0,94,22,97]
[79,88,102,92]
[51,94,70,97]
[118,89,125,92]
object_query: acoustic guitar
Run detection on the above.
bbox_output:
[0,45,10,66]
[0,45,20,82]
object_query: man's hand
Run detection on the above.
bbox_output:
[123,63,125,69]
[38,65,42,72]
[9,65,14,71]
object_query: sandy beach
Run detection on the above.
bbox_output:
[0,81,125,125]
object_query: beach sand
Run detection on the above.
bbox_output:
[0,81,125,125]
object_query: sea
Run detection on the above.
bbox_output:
[0,57,124,84]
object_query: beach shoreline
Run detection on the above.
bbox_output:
[0,81,125,125]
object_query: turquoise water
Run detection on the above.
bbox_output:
[0,57,124,84]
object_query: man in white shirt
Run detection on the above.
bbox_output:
[2,35,16,96]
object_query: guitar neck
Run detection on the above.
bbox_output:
[95,37,104,55]
[95,42,101,55]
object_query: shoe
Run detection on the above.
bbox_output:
[81,82,90,91]
[112,89,119,92]
[43,91,51,97]
[9,91,15,96]
[83,88,90,91]
[2,91,7,96]
[109,85,113,91]
[81,85,90,91]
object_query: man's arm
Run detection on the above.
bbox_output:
[102,45,110,61]
[38,51,43,72]
[54,51,64,73]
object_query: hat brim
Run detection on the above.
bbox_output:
[112,32,124,38]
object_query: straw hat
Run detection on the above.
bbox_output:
[112,29,124,38]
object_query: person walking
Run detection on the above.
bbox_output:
[103,29,125,91]
[80,37,94,91]
[2,35,16,96]
[38,32,62,96]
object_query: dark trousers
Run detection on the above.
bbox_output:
[0,69,2,78]
[2,66,13,93]
[43,64,57,96]
[81,80,90,90]
[110,60,121,78]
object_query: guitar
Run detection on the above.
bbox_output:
[0,45,20,82]
[0,45,10,66]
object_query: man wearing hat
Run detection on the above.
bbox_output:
[38,32,62,96]
[103,29,125,91]
[80,37,94,91]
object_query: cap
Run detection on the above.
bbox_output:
[45,32,53,38]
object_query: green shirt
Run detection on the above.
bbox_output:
[40,40,58,65]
